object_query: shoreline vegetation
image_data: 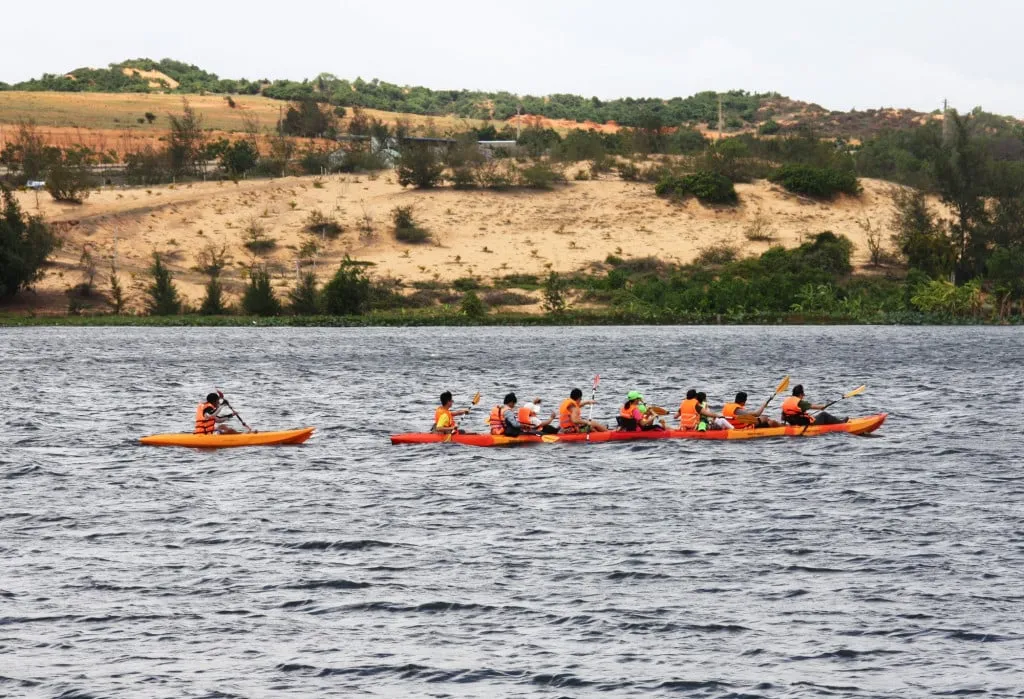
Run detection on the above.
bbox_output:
[3,60,1024,326]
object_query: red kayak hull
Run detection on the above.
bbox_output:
[390,414,887,446]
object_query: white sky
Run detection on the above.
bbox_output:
[1,0,1021,116]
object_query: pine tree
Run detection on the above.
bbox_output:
[144,253,181,315]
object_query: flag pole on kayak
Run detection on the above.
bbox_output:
[216,389,253,433]
[586,374,600,442]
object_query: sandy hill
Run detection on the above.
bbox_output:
[8,173,904,315]
[121,68,179,90]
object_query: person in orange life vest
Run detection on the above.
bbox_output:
[780,384,847,426]
[558,388,607,433]
[194,392,243,435]
[517,397,558,435]
[617,391,660,431]
[432,391,470,434]
[722,391,782,428]
[674,389,732,431]
[489,393,523,436]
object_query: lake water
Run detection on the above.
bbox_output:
[1,326,1022,698]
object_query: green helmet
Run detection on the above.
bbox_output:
[627,390,644,401]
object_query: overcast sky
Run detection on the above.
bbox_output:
[2,0,1021,116]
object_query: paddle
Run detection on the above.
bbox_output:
[215,389,253,433]
[445,391,481,442]
[647,405,669,416]
[586,374,600,442]
[814,385,866,414]
[728,375,790,427]
[801,385,866,435]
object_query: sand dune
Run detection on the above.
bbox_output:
[9,173,903,314]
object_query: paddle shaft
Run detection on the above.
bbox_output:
[221,398,252,432]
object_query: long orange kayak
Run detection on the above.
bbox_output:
[140,427,315,448]
[390,414,886,446]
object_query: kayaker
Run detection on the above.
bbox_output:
[695,392,734,431]
[617,391,660,431]
[780,384,847,426]
[194,392,243,435]
[518,398,559,435]
[489,393,523,437]
[559,388,607,433]
[432,391,470,434]
[723,391,782,428]
[675,389,731,431]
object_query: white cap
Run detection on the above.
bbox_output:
[527,403,540,414]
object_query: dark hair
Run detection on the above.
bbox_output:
[570,388,583,400]
[735,391,747,404]
[792,384,804,397]
[206,392,220,404]
[686,389,697,400]
[440,391,453,405]
[696,392,707,403]
[624,398,633,408]
[504,392,517,405]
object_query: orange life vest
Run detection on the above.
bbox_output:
[679,398,700,430]
[559,398,580,432]
[619,405,640,431]
[489,405,507,435]
[722,402,740,418]
[433,406,454,431]
[517,406,534,426]
[194,401,216,434]
[781,396,813,423]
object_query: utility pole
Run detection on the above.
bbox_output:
[717,94,724,140]
[942,98,952,146]
[516,104,522,140]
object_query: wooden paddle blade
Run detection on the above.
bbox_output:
[776,375,790,394]
[471,392,481,405]
[541,435,559,443]
[648,405,669,416]
[731,413,759,425]
[844,385,867,399]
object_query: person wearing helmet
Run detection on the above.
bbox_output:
[780,385,847,426]
[194,392,242,435]
[617,391,660,431]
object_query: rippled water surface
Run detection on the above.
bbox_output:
[2,326,1023,698]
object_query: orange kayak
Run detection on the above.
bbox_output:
[140,427,315,448]
[390,414,886,446]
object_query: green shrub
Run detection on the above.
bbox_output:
[617,161,641,181]
[451,166,477,189]
[391,205,431,244]
[242,265,282,315]
[520,162,565,189]
[219,140,259,177]
[655,170,737,204]
[322,257,372,315]
[46,159,94,203]
[769,164,861,199]
[199,277,227,315]
[0,186,59,299]
[494,273,539,289]
[542,271,568,314]
[460,290,487,318]
[243,218,276,254]
[483,290,534,306]
[694,244,739,266]
[758,119,782,135]
[305,209,343,238]
[144,253,181,315]
[452,276,481,291]
[288,271,320,314]
[397,143,444,188]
